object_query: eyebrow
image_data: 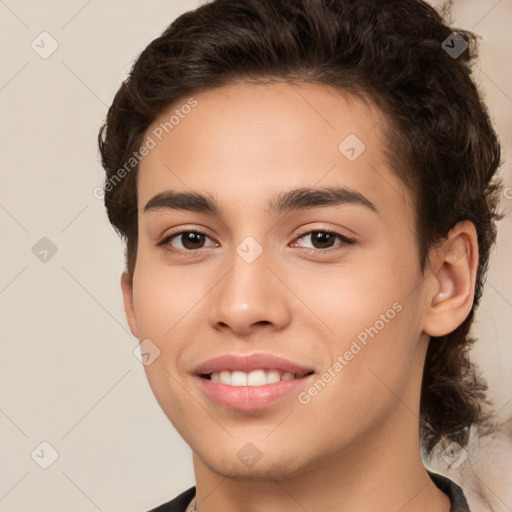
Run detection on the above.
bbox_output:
[143,186,378,216]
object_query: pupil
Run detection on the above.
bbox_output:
[313,231,333,249]
[183,232,205,249]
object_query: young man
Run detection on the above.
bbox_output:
[97,0,502,510]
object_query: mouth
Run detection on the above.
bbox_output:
[193,353,316,409]
[200,369,315,387]
[194,352,315,379]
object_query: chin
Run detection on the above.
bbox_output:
[196,443,318,482]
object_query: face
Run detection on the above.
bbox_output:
[123,81,434,480]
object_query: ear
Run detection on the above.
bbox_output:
[422,220,479,337]
[121,271,139,338]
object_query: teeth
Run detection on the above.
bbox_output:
[248,369,272,386]
[230,371,247,386]
[209,369,299,386]
[219,370,232,385]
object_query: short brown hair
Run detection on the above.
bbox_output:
[98,0,503,455]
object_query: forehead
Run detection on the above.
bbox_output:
[137,81,413,221]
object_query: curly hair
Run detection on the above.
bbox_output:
[97,0,502,456]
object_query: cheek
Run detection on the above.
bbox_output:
[130,263,217,409]
[292,302,422,449]
[131,261,212,339]
[288,244,423,407]
[288,239,420,342]
[131,264,205,429]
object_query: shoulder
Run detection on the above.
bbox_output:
[427,470,472,512]
[146,486,196,512]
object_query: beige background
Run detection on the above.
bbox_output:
[0,1,510,511]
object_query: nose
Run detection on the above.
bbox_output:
[209,248,292,336]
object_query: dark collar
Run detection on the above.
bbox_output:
[148,471,471,511]
[428,470,472,511]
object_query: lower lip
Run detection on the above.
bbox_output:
[195,374,315,411]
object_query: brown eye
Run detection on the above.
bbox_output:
[294,229,354,251]
[159,230,217,253]
[178,232,207,250]
[308,231,336,249]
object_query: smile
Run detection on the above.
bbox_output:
[203,369,314,386]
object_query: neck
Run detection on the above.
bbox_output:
[189,336,450,512]
[190,414,450,512]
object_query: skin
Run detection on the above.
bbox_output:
[121,82,478,512]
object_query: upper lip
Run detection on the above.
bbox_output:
[194,353,315,376]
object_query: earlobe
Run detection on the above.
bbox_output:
[423,221,479,337]
[120,271,138,338]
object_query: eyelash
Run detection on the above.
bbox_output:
[157,228,355,256]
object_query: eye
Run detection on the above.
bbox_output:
[292,229,355,251]
[157,227,355,256]
[157,230,218,253]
